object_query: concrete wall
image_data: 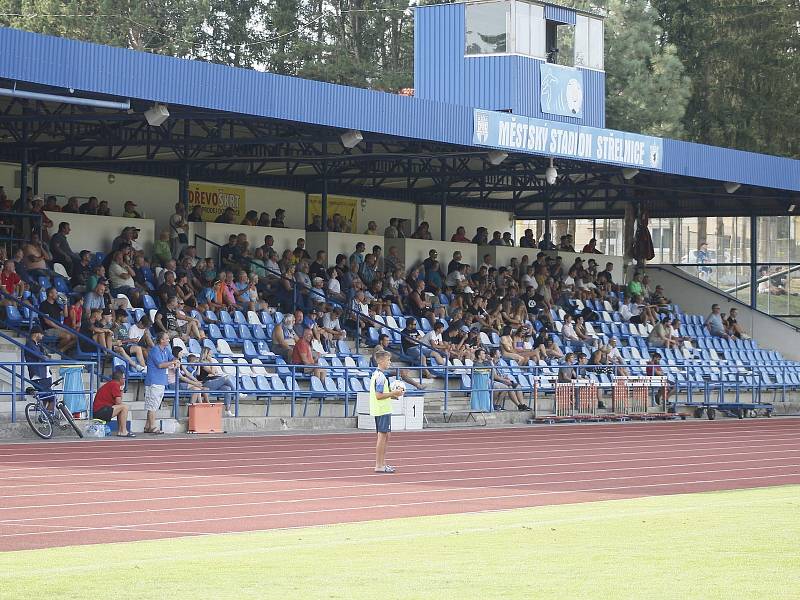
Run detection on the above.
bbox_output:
[190,222,305,261]
[52,214,155,258]
[646,265,800,361]
[421,204,514,242]
[554,251,626,283]
[395,238,478,272]
[305,232,385,268]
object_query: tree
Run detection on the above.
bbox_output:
[653,0,800,157]
[571,0,691,137]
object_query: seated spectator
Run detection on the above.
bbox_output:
[165,346,204,403]
[195,346,244,416]
[502,232,514,246]
[627,272,644,298]
[559,235,575,252]
[488,231,504,246]
[725,308,749,340]
[364,221,379,236]
[109,309,146,371]
[25,327,54,407]
[450,226,470,243]
[79,307,113,351]
[215,207,236,224]
[582,238,602,254]
[22,234,54,280]
[38,286,75,353]
[122,201,142,219]
[519,229,536,248]
[705,304,731,339]
[538,233,556,251]
[648,316,676,349]
[486,349,530,411]
[61,196,80,213]
[620,295,657,325]
[558,352,577,383]
[0,259,26,301]
[240,210,258,226]
[187,204,204,222]
[471,227,488,245]
[92,369,134,436]
[97,200,111,216]
[271,208,286,228]
[272,313,298,361]
[292,327,326,380]
[411,221,432,240]
[154,296,188,342]
[646,352,673,404]
[128,314,155,354]
[400,318,432,374]
[79,196,99,215]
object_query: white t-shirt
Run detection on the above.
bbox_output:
[169,213,187,240]
[128,324,146,342]
[561,322,579,341]
[108,262,134,288]
[423,331,442,346]
[327,278,341,295]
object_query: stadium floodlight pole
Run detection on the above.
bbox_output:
[0,84,131,110]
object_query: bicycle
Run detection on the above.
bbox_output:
[24,378,84,440]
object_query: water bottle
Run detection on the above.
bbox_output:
[104,424,111,436]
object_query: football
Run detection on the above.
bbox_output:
[390,380,407,396]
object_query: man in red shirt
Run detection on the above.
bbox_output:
[0,259,25,297]
[93,370,135,437]
[291,327,325,380]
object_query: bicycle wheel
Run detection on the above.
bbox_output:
[57,402,84,439]
[25,403,53,439]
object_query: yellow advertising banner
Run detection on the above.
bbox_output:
[307,194,358,232]
[188,183,246,222]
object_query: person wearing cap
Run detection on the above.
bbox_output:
[122,200,142,219]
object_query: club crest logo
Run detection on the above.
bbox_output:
[474,111,489,144]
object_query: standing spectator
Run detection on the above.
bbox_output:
[447,251,463,274]
[122,201,141,218]
[169,203,189,257]
[92,369,134,436]
[488,231,504,246]
[271,208,286,228]
[538,233,556,250]
[43,196,60,213]
[108,251,141,305]
[646,352,673,405]
[152,231,172,267]
[502,232,514,246]
[49,222,80,276]
[309,251,328,281]
[307,215,323,232]
[143,332,178,434]
[78,196,99,215]
[384,218,400,238]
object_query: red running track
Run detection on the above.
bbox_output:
[1,419,799,552]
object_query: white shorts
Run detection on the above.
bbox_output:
[144,384,165,412]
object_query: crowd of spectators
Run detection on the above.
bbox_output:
[2,190,761,422]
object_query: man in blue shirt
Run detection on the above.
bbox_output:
[144,331,179,434]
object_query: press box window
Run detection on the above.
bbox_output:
[465,1,510,55]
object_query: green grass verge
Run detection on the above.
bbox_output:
[2,486,799,600]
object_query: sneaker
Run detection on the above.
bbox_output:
[134,364,146,372]
[224,410,235,417]
[517,404,532,411]
[493,405,504,412]
[239,393,248,400]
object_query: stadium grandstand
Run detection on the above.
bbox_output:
[1,2,799,598]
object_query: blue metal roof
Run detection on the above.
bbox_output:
[0,26,798,192]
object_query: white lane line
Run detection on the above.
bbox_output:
[1,474,797,540]
[2,436,797,479]
[2,459,798,512]
[2,437,798,480]
[3,465,798,525]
